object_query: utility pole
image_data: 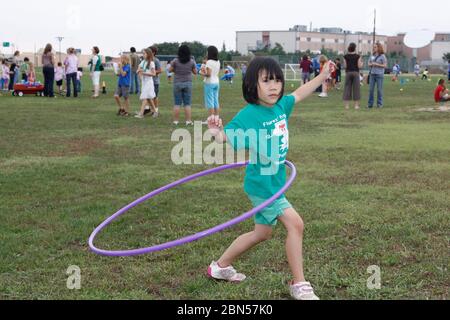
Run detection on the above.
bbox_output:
[56,36,64,63]
[372,9,376,45]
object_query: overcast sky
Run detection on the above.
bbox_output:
[1,0,449,56]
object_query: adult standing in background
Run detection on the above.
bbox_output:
[129,47,140,94]
[299,55,312,85]
[12,51,21,85]
[89,46,102,98]
[169,44,197,126]
[42,44,55,97]
[64,48,79,98]
[343,43,363,110]
[368,43,387,109]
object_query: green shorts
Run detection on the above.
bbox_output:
[248,195,292,226]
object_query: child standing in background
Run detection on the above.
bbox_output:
[27,62,36,83]
[334,58,342,90]
[114,55,131,116]
[200,46,221,120]
[166,60,173,84]
[422,68,429,80]
[318,55,329,98]
[76,67,83,93]
[135,48,157,119]
[20,57,30,82]
[1,60,10,91]
[55,62,65,95]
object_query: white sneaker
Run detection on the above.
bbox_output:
[152,112,159,118]
[290,282,320,300]
[207,261,246,282]
[134,114,144,119]
[318,93,328,98]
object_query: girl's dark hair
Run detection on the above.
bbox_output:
[242,57,285,105]
[438,79,445,85]
[178,45,191,64]
[93,46,100,54]
[130,47,136,53]
[348,43,357,53]
[207,46,219,61]
[302,55,308,61]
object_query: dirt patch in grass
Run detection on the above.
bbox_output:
[416,106,450,112]
[47,137,106,157]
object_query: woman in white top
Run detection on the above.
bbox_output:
[89,46,102,98]
[135,48,157,119]
[199,46,221,119]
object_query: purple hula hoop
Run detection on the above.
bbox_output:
[88,161,296,256]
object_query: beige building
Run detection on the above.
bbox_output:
[236,29,388,55]
[387,33,450,63]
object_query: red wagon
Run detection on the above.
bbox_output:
[12,82,45,97]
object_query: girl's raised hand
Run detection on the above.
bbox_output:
[321,61,336,78]
[207,115,223,136]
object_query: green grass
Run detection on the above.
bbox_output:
[0,70,449,300]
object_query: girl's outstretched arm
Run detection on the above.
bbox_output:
[291,61,335,104]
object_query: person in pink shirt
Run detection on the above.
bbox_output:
[54,62,65,95]
[0,60,10,91]
[64,48,79,98]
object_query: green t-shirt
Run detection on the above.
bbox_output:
[19,63,29,74]
[224,95,295,199]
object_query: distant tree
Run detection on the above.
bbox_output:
[269,43,286,55]
[152,42,180,55]
[443,52,450,62]
[319,47,340,60]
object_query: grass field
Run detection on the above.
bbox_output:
[0,70,449,300]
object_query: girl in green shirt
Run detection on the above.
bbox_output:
[207,57,334,300]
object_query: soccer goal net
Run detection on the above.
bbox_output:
[284,64,301,82]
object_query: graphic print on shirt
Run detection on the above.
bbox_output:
[259,114,289,173]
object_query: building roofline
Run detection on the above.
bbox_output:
[236,30,388,37]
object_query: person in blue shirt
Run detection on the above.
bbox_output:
[114,55,131,116]
[448,60,450,82]
[312,55,322,92]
